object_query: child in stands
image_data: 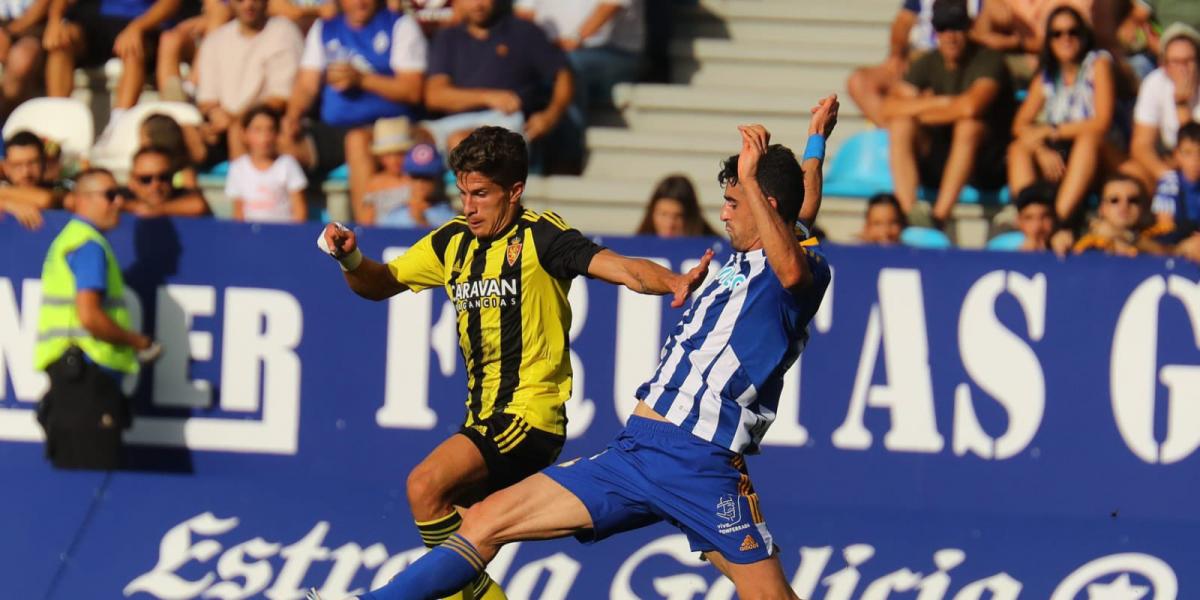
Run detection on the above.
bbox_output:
[224,106,308,222]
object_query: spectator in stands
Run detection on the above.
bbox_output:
[195,0,303,160]
[884,0,1014,228]
[1150,121,1200,243]
[1074,173,1169,254]
[848,0,981,127]
[0,0,50,122]
[422,0,573,153]
[43,0,183,134]
[282,0,426,223]
[270,0,337,32]
[1010,180,1073,252]
[364,133,456,227]
[1,131,56,207]
[156,0,230,102]
[123,146,210,217]
[859,193,906,245]
[140,113,204,189]
[634,174,717,238]
[1130,23,1200,182]
[516,0,643,114]
[1008,6,1117,223]
[225,106,308,222]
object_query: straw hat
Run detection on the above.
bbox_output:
[371,117,415,155]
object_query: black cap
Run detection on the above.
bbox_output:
[932,0,971,32]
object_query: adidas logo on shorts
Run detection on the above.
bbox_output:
[740,534,759,552]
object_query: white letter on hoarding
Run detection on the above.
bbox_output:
[954,271,1047,459]
[265,522,331,600]
[1112,276,1200,464]
[821,544,875,600]
[154,284,216,408]
[833,269,943,453]
[0,278,48,402]
[206,538,282,599]
[612,535,707,600]
[566,280,595,439]
[124,512,239,598]
[376,246,437,429]
[613,257,670,424]
[505,553,582,600]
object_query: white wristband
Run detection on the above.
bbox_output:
[338,248,363,272]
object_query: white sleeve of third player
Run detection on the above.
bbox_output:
[390,15,427,73]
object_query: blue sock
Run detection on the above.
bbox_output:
[361,534,484,600]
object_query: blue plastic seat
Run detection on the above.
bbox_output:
[328,163,350,182]
[900,226,952,249]
[918,185,1010,205]
[823,130,893,198]
[986,231,1026,251]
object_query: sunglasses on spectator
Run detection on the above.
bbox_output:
[1050,27,1082,40]
[134,172,173,185]
[83,188,127,203]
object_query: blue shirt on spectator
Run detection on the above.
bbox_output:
[64,219,125,383]
[427,13,566,117]
[100,0,154,20]
[1151,169,1200,223]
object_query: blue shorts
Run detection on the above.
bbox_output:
[544,416,776,564]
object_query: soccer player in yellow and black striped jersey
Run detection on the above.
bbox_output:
[318,126,713,600]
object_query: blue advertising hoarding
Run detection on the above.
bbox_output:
[0,213,1197,599]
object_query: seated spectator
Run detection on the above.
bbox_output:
[364,132,455,227]
[140,113,204,189]
[195,0,303,160]
[0,0,50,122]
[634,174,717,238]
[516,0,643,113]
[1130,23,1200,183]
[1008,6,1117,222]
[860,193,907,245]
[123,146,210,217]
[1011,180,1074,252]
[1,131,57,208]
[43,0,183,134]
[156,0,231,102]
[884,0,1015,227]
[1074,174,1170,255]
[848,0,981,127]
[282,0,426,222]
[225,106,307,222]
[269,0,337,32]
[421,0,572,153]
[1150,121,1200,245]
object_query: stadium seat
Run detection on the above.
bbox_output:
[327,163,350,182]
[90,101,204,173]
[901,226,952,249]
[3,97,94,160]
[918,184,1011,205]
[986,231,1025,251]
[822,129,893,198]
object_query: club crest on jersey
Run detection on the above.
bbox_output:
[506,237,522,267]
[716,265,748,290]
[716,495,739,522]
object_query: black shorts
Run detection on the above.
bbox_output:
[918,124,1008,191]
[460,413,565,493]
[307,120,357,177]
[67,3,160,69]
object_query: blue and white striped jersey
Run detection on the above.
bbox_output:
[636,245,830,454]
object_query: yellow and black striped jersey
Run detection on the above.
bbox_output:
[386,208,604,436]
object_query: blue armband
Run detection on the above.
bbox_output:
[802,134,826,162]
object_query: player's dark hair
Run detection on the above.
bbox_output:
[242,104,281,129]
[1015,181,1057,213]
[636,174,718,236]
[718,144,805,224]
[4,130,45,159]
[1178,121,1200,147]
[867,193,908,227]
[448,126,528,188]
[1038,5,1095,83]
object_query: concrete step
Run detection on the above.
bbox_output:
[670,38,883,68]
[671,60,856,93]
[668,38,880,91]
[676,0,893,43]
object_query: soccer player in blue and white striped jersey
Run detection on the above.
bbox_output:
[346,97,838,600]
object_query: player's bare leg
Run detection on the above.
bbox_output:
[705,551,801,600]
[406,434,500,599]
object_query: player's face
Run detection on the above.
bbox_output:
[458,171,522,239]
[720,180,765,252]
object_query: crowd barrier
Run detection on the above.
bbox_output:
[1,213,1198,599]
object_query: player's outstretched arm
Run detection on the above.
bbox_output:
[800,94,839,227]
[737,124,813,292]
[587,248,714,308]
[317,223,408,301]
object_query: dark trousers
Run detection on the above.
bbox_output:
[37,348,131,470]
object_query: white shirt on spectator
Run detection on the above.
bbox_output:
[0,0,33,20]
[1134,68,1200,149]
[224,154,308,223]
[300,15,427,73]
[196,17,305,115]
[516,0,644,53]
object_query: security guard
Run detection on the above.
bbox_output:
[34,168,160,470]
